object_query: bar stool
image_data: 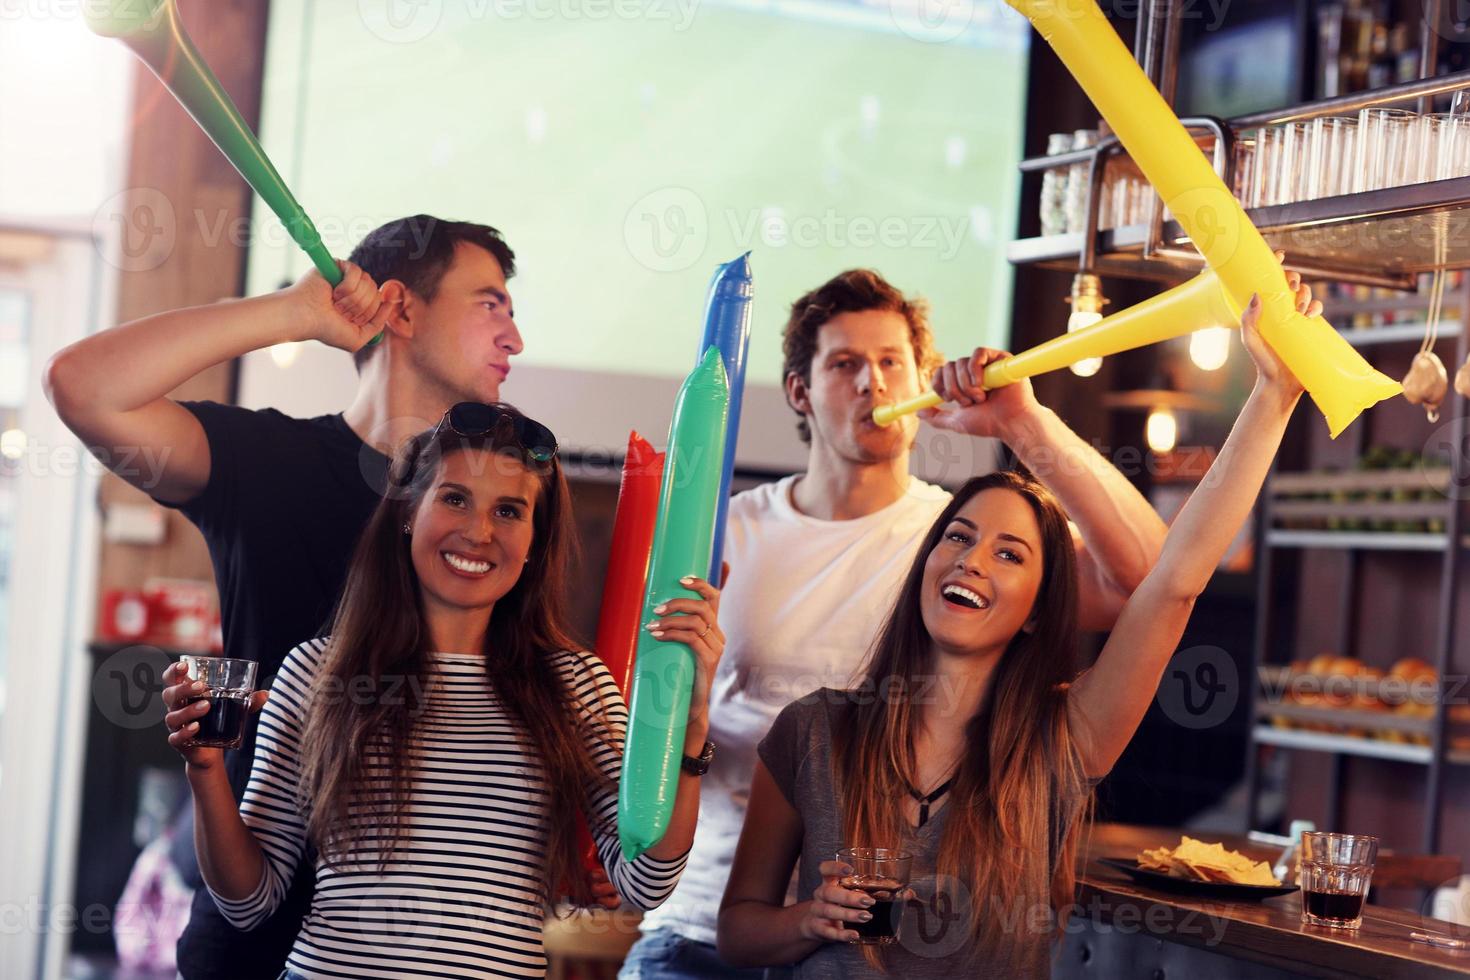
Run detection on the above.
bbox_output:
[543,906,644,980]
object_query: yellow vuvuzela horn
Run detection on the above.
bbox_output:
[874,269,1238,426]
[1011,0,1400,437]
[879,0,1402,436]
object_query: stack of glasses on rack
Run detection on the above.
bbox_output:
[1038,103,1470,237]
[1235,106,1470,208]
[1098,170,1157,231]
[1039,128,1162,235]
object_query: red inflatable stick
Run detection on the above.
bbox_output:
[594,432,667,696]
[579,431,666,878]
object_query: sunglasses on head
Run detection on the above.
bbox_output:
[433,403,559,463]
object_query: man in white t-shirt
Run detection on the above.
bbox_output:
[620,269,1170,979]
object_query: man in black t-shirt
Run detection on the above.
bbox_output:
[45,215,523,979]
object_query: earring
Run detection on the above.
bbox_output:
[402,523,412,535]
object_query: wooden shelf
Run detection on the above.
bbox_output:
[1272,468,1454,495]
[1252,725,1470,765]
[1325,294,1439,315]
[1256,702,1437,737]
[1254,724,1426,761]
[1334,319,1464,347]
[1269,466,1457,533]
[1272,500,1449,523]
[1265,529,1456,550]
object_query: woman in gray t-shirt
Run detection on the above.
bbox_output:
[751,685,1096,979]
[714,297,1302,977]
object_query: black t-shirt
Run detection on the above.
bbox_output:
[157,401,388,979]
[168,401,388,675]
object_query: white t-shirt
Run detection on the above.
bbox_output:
[639,473,953,944]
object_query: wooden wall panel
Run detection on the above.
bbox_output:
[93,0,271,628]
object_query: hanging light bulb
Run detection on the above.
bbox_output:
[1189,326,1232,371]
[269,342,302,369]
[1066,273,1107,377]
[0,428,25,460]
[1068,310,1104,377]
[1145,406,1178,454]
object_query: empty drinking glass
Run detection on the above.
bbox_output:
[1273,122,1312,204]
[1444,116,1470,179]
[1250,128,1280,207]
[1105,175,1151,229]
[1415,113,1470,183]
[1356,108,1417,191]
[1306,117,1357,199]
[1233,137,1257,205]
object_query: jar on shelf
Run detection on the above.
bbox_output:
[1065,129,1100,235]
[1039,132,1072,237]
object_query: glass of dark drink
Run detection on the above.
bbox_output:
[178,655,258,750]
[1300,831,1378,930]
[836,847,913,946]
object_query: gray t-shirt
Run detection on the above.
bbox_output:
[757,688,1094,980]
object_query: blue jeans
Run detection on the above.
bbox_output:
[619,928,791,980]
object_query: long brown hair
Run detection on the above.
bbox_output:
[834,471,1091,970]
[297,406,610,906]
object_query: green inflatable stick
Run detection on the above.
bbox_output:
[87,0,385,345]
[619,347,730,860]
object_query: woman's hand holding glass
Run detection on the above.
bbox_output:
[799,860,877,943]
[160,660,269,772]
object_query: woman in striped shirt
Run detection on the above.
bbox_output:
[161,403,723,979]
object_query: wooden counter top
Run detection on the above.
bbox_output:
[1080,825,1470,979]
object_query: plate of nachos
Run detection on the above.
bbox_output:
[1098,836,1299,900]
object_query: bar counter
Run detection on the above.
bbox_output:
[544,823,1469,977]
[1059,824,1470,979]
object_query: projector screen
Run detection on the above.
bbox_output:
[242,0,1028,473]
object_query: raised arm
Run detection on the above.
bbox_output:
[1066,292,1304,777]
[42,263,389,503]
[919,256,1315,631]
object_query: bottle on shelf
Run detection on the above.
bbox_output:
[1317,4,1345,99]
[1320,0,1441,99]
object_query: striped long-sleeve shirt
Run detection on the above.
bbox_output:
[210,638,688,979]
